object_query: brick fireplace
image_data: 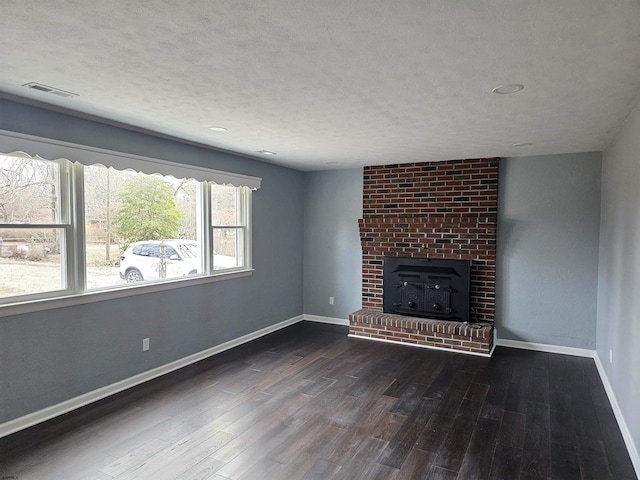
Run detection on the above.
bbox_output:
[349,158,498,356]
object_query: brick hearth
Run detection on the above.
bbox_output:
[351,158,498,355]
[349,309,494,356]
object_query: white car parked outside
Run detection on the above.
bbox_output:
[119,240,200,283]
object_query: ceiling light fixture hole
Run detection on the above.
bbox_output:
[492,84,524,94]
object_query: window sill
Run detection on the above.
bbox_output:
[0,269,254,318]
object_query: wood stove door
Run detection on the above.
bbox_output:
[399,282,423,312]
[424,284,452,315]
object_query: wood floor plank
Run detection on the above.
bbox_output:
[365,409,406,443]
[0,422,106,475]
[0,323,636,480]
[594,402,637,480]
[222,388,310,437]
[354,392,398,436]
[321,376,401,465]
[576,435,613,480]
[550,442,581,480]
[376,398,439,468]
[390,382,429,416]
[465,382,490,403]
[504,364,530,415]
[426,465,458,480]
[261,356,334,395]
[301,376,338,397]
[497,410,526,449]
[520,401,551,480]
[167,454,225,480]
[549,392,575,447]
[415,414,453,453]
[479,382,508,421]
[391,447,437,479]
[527,365,550,406]
[100,437,171,477]
[381,357,428,398]
[581,357,610,408]
[437,370,476,418]
[325,427,371,466]
[299,458,342,480]
[548,353,572,410]
[357,462,399,480]
[6,450,115,480]
[237,458,284,480]
[410,352,448,386]
[478,356,513,421]
[344,371,391,397]
[130,429,235,480]
[328,393,369,428]
[422,355,464,400]
[488,444,522,480]
[74,473,115,480]
[457,416,501,480]
[331,437,388,480]
[571,396,603,440]
[432,398,483,471]
[214,416,288,464]
[265,415,328,465]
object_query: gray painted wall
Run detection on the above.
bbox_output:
[496,153,602,348]
[303,168,362,319]
[0,99,304,423]
[598,99,640,456]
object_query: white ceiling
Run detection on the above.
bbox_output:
[1,1,640,171]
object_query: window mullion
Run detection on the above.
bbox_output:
[68,162,86,293]
[202,181,212,275]
[55,159,71,294]
[243,188,252,270]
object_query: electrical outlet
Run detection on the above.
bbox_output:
[143,338,150,351]
[329,296,334,305]
[609,349,613,363]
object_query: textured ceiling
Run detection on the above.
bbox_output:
[1,1,640,171]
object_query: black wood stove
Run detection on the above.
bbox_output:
[383,256,471,322]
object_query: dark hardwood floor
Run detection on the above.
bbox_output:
[0,322,636,480]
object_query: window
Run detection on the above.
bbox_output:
[0,154,71,300]
[211,184,251,271]
[83,166,203,289]
[0,130,260,307]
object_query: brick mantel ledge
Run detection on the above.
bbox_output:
[349,309,494,356]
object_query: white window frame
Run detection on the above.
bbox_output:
[0,130,260,317]
[210,185,252,273]
[0,157,75,301]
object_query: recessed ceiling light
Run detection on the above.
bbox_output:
[492,84,524,94]
[257,150,276,155]
[512,142,533,147]
[208,126,228,132]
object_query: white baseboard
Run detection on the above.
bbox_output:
[496,337,639,478]
[496,338,596,358]
[593,354,640,477]
[303,314,349,326]
[348,333,494,357]
[0,314,304,439]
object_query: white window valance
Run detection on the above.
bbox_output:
[0,129,262,189]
